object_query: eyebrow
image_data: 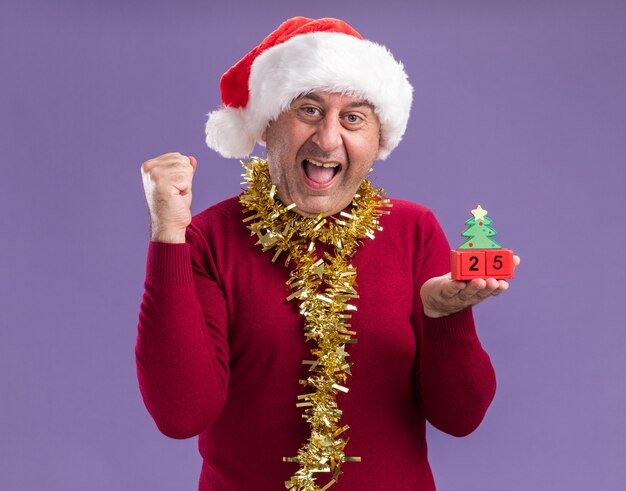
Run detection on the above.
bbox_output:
[297,93,375,110]
[346,101,375,110]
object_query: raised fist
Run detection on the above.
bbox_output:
[141,152,197,243]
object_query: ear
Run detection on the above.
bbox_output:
[261,121,273,142]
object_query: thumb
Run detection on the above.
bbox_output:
[188,155,197,172]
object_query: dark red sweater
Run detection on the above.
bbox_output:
[136,196,496,490]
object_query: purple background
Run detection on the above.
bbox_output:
[2,0,625,489]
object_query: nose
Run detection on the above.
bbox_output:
[312,116,342,152]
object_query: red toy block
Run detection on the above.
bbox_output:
[450,250,486,280]
[451,249,515,280]
[485,249,514,279]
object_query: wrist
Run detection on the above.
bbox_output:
[150,224,187,244]
[423,304,464,319]
[151,235,186,244]
[423,306,447,319]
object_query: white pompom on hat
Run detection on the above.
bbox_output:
[205,16,413,160]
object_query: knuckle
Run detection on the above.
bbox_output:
[161,151,182,158]
[141,160,154,173]
[166,159,186,171]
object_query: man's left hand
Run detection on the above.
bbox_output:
[420,255,521,318]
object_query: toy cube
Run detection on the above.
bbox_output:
[450,250,486,280]
[485,249,514,279]
[451,249,515,280]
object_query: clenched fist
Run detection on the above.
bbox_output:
[141,152,197,243]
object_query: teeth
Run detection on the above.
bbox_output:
[307,159,339,168]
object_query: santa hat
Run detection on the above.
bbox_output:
[205,17,413,160]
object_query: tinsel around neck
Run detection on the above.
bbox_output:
[239,157,391,491]
[239,157,390,259]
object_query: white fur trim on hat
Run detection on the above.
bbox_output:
[205,106,256,159]
[206,32,413,160]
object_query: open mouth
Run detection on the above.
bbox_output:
[302,158,341,186]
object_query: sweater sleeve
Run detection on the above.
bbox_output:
[135,222,229,439]
[412,211,496,437]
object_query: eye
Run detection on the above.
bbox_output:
[300,106,321,117]
[343,113,366,128]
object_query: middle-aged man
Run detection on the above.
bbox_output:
[137,16,519,491]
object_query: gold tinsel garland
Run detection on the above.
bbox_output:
[239,158,391,491]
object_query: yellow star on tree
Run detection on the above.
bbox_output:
[471,205,488,221]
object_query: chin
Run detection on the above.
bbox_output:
[294,207,330,218]
[294,199,337,218]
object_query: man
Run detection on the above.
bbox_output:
[137,17,518,491]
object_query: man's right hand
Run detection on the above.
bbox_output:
[141,152,197,243]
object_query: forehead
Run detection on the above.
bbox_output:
[292,91,376,110]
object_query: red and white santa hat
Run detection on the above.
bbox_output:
[205,17,413,160]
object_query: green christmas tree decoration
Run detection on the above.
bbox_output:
[457,205,502,250]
